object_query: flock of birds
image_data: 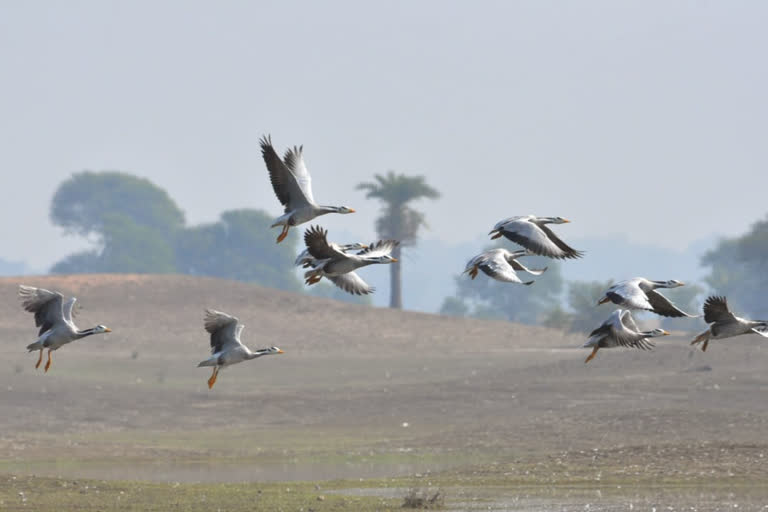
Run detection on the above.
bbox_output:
[15,136,768,387]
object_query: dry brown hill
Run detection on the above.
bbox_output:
[1,274,767,484]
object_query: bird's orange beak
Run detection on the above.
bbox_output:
[662,331,671,336]
[277,349,285,354]
[562,219,571,223]
[105,328,112,333]
[391,258,398,263]
[348,208,356,213]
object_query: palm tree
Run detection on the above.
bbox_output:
[356,171,440,309]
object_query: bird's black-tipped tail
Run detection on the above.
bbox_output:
[26,341,42,352]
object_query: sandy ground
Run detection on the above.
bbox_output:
[0,274,767,508]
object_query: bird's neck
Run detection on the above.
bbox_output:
[317,205,340,214]
[246,350,268,360]
[75,327,99,339]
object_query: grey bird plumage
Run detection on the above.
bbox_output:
[19,285,111,372]
[690,296,768,352]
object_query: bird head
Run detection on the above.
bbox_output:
[649,329,670,337]
[377,255,398,264]
[96,325,112,334]
[666,279,685,288]
[337,206,356,214]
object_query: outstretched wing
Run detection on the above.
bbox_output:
[703,296,736,324]
[62,296,77,323]
[479,251,530,284]
[283,145,316,205]
[204,309,243,354]
[326,272,375,295]
[259,135,313,211]
[646,290,695,318]
[357,239,399,258]
[304,225,345,260]
[19,285,65,336]
[612,310,651,349]
[537,224,584,259]
[500,219,582,260]
[507,257,547,276]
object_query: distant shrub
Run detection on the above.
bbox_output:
[402,487,444,509]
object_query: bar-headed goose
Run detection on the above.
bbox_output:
[583,309,669,363]
[463,248,547,285]
[197,309,283,389]
[19,285,111,372]
[690,296,768,352]
[302,225,398,295]
[295,242,368,269]
[489,215,583,260]
[260,135,355,243]
[597,278,695,317]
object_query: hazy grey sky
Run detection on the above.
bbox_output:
[1,1,766,270]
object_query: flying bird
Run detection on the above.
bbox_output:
[582,309,669,363]
[597,278,695,317]
[19,285,111,372]
[463,248,547,285]
[489,215,583,260]
[690,296,768,352]
[295,242,368,269]
[260,135,355,243]
[197,309,284,389]
[302,225,399,295]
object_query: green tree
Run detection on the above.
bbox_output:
[52,213,176,274]
[555,279,616,333]
[50,172,302,291]
[356,171,440,309]
[173,209,301,291]
[440,251,564,325]
[50,171,185,237]
[702,214,768,317]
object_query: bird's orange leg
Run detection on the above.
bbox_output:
[690,331,709,351]
[469,267,478,279]
[44,350,53,373]
[276,225,290,243]
[584,347,599,363]
[35,349,43,369]
[207,367,219,389]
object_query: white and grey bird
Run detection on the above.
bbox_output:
[690,296,768,352]
[582,309,669,363]
[19,285,111,372]
[197,309,284,389]
[597,278,695,317]
[489,215,584,260]
[260,135,355,243]
[462,248,547,285]
[295,242,368,269]
[302,225,399,295]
